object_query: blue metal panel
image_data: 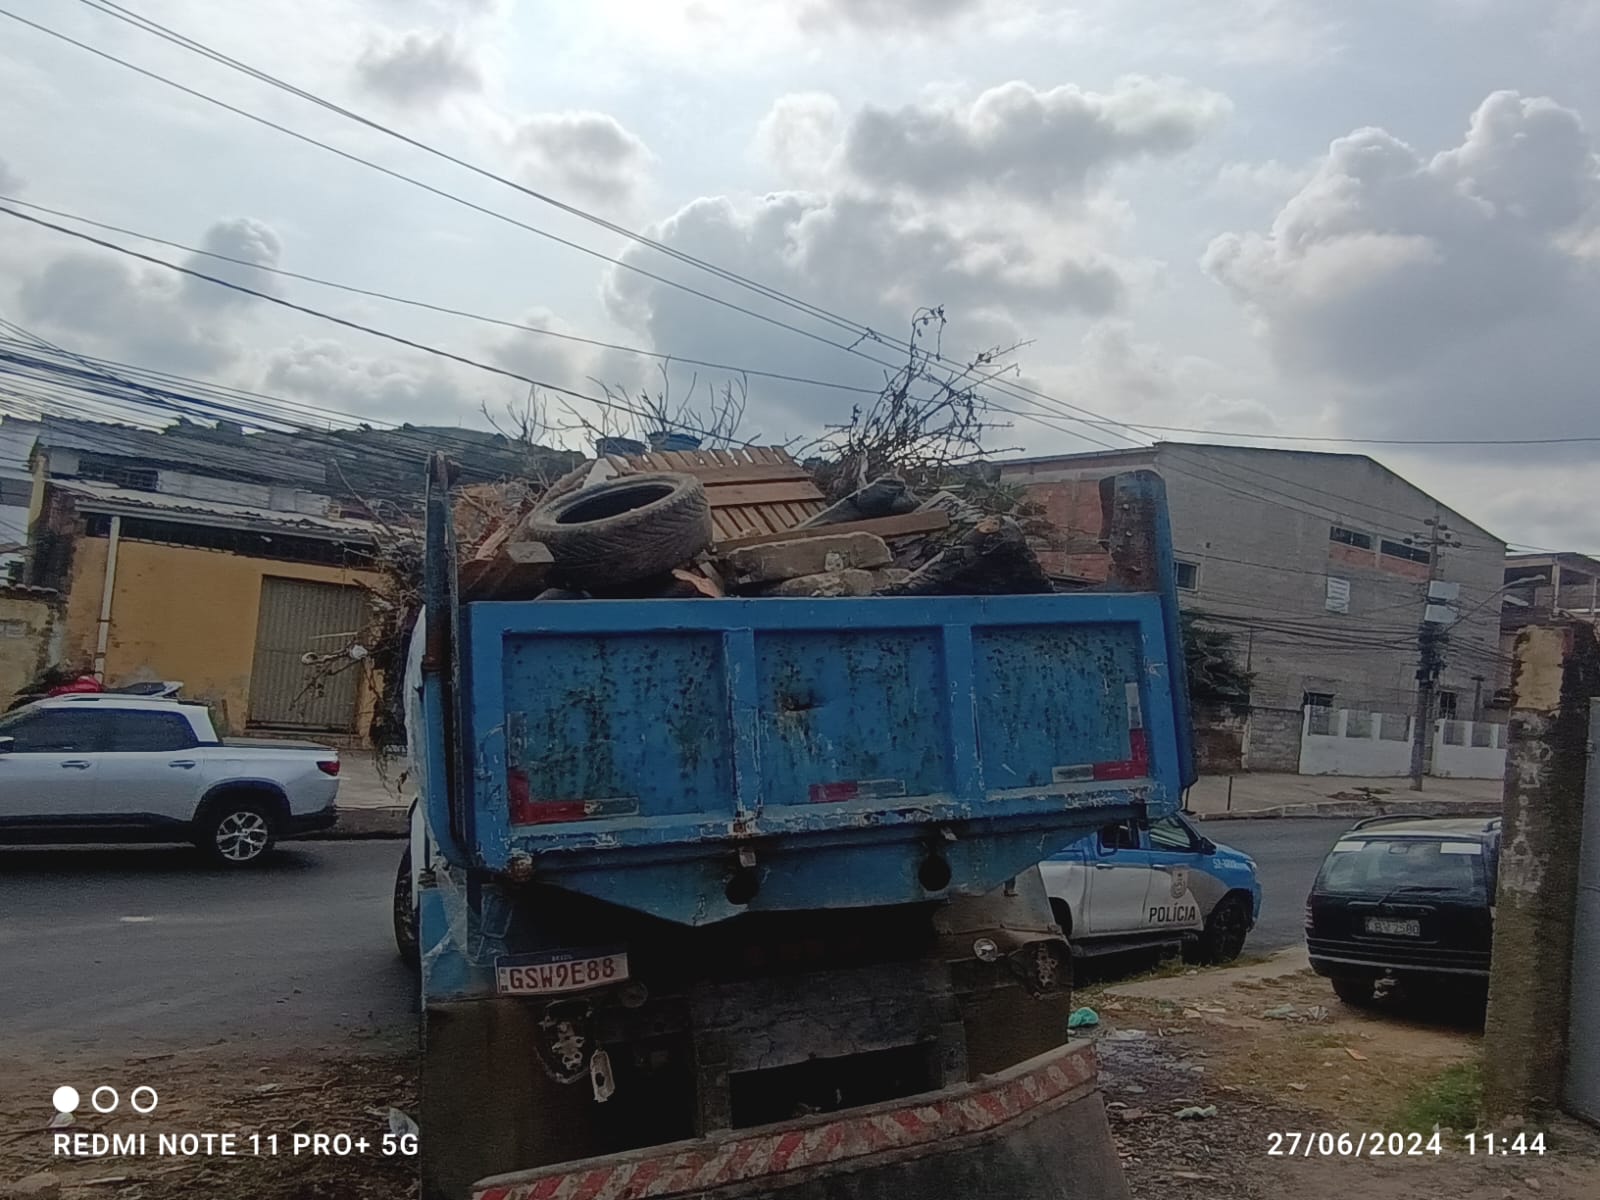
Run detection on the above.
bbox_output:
[452,594,1184,925]
[501,631,734,818]
[972,623,1140,789]
[754,628,949,809]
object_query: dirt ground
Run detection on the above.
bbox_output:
[6,952,1596,1200]
[1,1048,418,1199]
[1088,949,1600,1200]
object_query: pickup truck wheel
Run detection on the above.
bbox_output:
[1193,894,1250,964]
[199,801,277,866]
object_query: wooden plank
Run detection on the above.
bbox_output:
[714,509,952,549]
[688,463,814,486]
[704,481,824,507]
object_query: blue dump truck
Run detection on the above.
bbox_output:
[410,456,1194,1200]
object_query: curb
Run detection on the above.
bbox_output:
[301,806,409,839]
[1192,798,1501,822]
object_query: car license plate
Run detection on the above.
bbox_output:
[1365,917,1421,937]
[495,949,629,995]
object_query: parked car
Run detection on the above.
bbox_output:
[0,694,341,865]
[1039,812,1261,963]
[1305,815,1499,1005]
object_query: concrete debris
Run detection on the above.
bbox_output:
[453,461,1053,601]
[766,569,878,598]
[1174,1105,1218,1119]
[722,532,893,586]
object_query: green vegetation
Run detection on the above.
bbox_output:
[1393,1060,1482,1132]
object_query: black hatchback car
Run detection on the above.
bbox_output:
[1305,815,1499,1005]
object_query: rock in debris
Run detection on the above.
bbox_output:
[767,569,877,598]
[722,533,892,587]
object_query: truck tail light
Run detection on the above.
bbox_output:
[317,759,341,776]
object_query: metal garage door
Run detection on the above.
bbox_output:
[247,577,369,730]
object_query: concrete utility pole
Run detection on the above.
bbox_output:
[1483,621,1600,1122]
[1407,518,1461,791]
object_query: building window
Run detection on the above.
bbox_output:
[1174,560,1199,591]
[75,454,159,492]
[1437,692,1458,719]
[1329,525,1372,550]
[1380,538,1431,565]
[1302,691,1335,710]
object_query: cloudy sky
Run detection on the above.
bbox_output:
[1,0,1598,549]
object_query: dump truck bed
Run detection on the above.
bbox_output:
[449,588,1186,925]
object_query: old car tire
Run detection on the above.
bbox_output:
[526,473,712,588]
[198,799,278,867]
[1331,975,1375,1007]
[1194,894,1250,964]
[394,846,420,970]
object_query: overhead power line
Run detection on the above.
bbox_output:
[3,1,1147,456]
[1060,419,1600,448]
[0,195,885,400]
[0,204,763,449]
[11,4,1580,553]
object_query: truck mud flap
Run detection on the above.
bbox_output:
[472,1042,1127,1200]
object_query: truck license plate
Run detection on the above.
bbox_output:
[1365,917,1421,937]
[495,950,629,995]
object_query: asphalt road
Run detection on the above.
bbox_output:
[1204,818,1350,952]
[0,840,415,1061]
[0,820,1348,1064]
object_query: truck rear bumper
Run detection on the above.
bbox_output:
[473,1041,1126,1200]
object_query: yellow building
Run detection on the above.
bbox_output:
[30,475,387,738]
[0,583,62,705]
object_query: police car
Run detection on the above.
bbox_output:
[1038,813,1261,963]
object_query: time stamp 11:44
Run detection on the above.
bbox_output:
[1267,1131,1547,1157]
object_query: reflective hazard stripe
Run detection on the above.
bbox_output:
[473,1043,1098,1200]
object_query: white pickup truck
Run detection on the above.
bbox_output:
[0,695,341,865]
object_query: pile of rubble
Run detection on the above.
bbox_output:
[454,447,1053,602]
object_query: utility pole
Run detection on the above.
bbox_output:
[1407,517,1462,791]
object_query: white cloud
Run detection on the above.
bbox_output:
[356,30,484,106]
[798,0,987,31]
[181,218,283,307]
[0,156,22,196]
[1204,91,1600,444]
[11,216,285,375]
[482,307,597,385]
[601,190,1129,434]
[760,77,1229,205]
[260,338,498,422]
[1210,158,1314,204]
[755,93,844,184]
[510,112,653,204]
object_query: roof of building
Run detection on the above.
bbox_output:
[37,416,329,490]
[0,417,41,478]
[53,479,381,543]
[1504,551,1600,578]
[998,439,1503,545]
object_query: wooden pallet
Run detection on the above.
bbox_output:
[608,446,826,544]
